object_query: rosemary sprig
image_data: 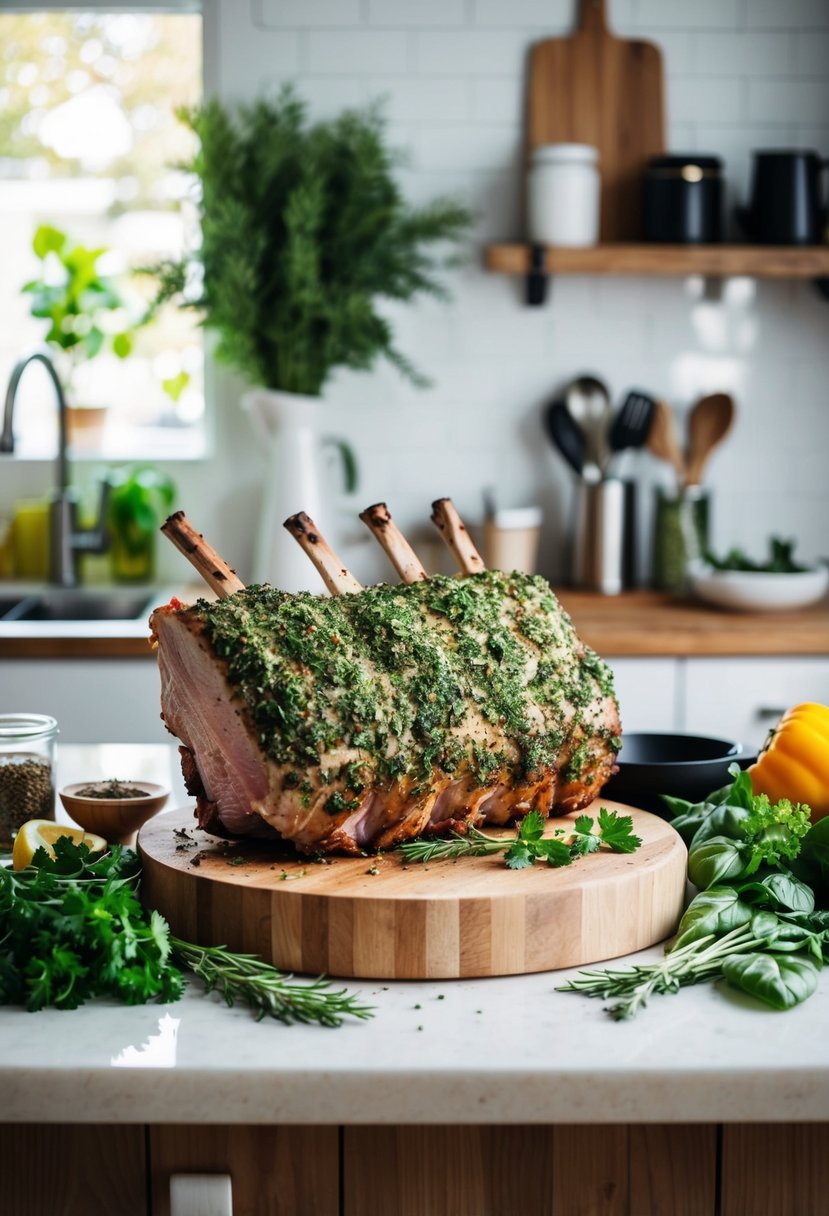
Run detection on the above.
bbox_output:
[557,925,767,1020]
[170,938,374,1028]
[398,808,641,868]
[398,824,508,864]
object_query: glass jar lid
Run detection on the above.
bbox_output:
[0,714,59,741]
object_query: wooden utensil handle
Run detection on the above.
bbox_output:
[578,0,608,34]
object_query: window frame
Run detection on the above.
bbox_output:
[1,0,217,464]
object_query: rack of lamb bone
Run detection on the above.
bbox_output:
[151,500,621,855]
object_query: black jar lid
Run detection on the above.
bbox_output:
[648,154,722,173]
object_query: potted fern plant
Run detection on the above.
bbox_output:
[155,87,472,589]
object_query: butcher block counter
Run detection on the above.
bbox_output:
[1,745,828,1216]
[0,586,827,659]
[555,589,829,657]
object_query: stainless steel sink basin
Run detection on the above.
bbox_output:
[0,589,158,623]
[0,596,26,619]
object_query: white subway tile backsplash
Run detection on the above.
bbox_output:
[365,76,469,121]
[648,30,694,75]
[794,32,829,76]
[367,0,466,27]
[307,29,409,73]
[407,123,521,173]
[472,0,570,28]
[637,0,740,31]
[289,75,365,117]
[746,0,829,31]
[692,31,792,76]
[414,29,529,74]
[258,0,361,28]
[670,77,744,124]
[216,13,300,92]
[469,77,523,124]
[747,78,829,124]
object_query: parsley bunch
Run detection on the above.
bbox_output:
[0,839,182,1011]
[398,808,641,867]
[0,838,373,1028]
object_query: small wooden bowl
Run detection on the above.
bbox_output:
[59,781,170,847]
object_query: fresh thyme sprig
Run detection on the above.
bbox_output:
[398,808,641,868]
[170,939,375,1028]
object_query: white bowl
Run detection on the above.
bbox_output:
[689,561,829,612]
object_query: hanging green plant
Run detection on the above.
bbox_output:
[151,87,473,397]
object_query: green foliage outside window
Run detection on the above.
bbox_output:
[23,225,140,389]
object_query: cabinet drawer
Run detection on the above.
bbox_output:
[0,658,167,743]
[684,657,829,750]
[607,658,679,733]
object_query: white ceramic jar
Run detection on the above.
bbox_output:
[527,143,601,247]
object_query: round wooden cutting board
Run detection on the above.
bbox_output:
[139,803,687,980]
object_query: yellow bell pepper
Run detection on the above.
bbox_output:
[749,702,829,822]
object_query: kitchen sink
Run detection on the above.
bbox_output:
[0,589,158,623]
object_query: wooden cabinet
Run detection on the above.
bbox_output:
[683,656,829,749]
[608,655,829,747]
[0,657,166,743]
[4,1121,829,1215]
[607,657,679,732]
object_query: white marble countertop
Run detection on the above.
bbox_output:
[2,745,828,1127]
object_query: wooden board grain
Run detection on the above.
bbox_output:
[527,0,665,241]
[139,801,686,980]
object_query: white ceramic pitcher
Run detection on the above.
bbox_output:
[241,388,356,593]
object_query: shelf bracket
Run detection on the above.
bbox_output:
[526,244,549,306]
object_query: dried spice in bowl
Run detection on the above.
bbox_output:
[72,779,151,799]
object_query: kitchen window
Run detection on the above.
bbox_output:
[0,3,206,461]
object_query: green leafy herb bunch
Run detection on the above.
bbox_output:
[560,765,829,1019]
[152,87,473,396]
[0,837,372,1028]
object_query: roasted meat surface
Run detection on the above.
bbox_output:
[151,571,621,855]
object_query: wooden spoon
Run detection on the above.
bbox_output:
[645,399,686,483]
[685,392,735,487]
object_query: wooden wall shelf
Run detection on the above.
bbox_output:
[486,242,829,281]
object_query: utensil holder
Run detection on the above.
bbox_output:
[570,479,636,595]
[652,485,709,592]
[484,507,543,574]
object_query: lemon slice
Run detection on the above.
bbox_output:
[12,820,107,871]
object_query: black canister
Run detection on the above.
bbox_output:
[644,155,723,243]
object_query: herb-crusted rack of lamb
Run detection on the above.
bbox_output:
[150,501,621,855]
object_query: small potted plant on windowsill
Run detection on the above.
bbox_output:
[152,87,473,589]
[22,224,144,450]
[107,464,176,583]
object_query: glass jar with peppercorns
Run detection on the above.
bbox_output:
[0,714,58,848]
